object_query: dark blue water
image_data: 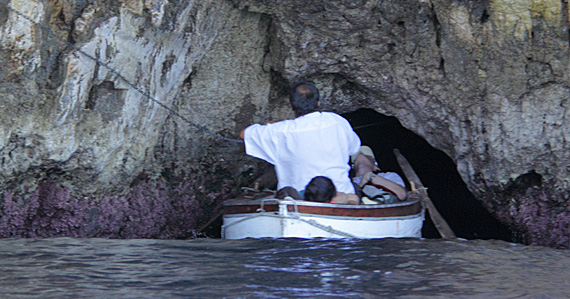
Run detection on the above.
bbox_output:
[0,237,568,298]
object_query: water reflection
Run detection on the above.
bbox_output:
[0,238,568,298]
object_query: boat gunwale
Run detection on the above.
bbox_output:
[222,211,425,221]
[223,197,423,218]
[223,196,421,209]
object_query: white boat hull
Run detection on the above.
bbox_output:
[222,198,425,239]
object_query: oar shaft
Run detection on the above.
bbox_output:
[394,149,456,239]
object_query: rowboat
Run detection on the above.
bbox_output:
[221,195,425,239]
[221,149,454,240]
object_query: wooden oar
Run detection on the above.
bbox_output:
[393,149,456,239]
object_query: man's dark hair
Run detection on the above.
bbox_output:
[304,176,336,203]
[289,81,320,116]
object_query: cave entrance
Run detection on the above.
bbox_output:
[342,108,512,241]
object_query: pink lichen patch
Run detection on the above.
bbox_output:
[0,167,242,239]
[481,178,570,249]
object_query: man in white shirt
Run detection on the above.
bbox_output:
[240,81,361,194]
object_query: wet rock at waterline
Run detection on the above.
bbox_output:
[0,0,569,248]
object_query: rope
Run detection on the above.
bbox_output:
[222,212,358,239]
[283,197,358,237]
[0,1,244,143]
[221,200,359,239]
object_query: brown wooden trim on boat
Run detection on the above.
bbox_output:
[286,203,422,217]
[223,203,279,214]
[223,198,423,218]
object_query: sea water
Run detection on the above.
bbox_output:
[0,237,568,298]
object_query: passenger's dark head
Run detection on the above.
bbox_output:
[304,176,336,203]
[289,81,320,116]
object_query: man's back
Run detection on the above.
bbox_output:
[244,111,360,193]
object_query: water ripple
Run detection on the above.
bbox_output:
[0,238,568,298]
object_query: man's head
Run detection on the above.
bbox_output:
[289,81,320,117]
[351,146,375,164]
[304,176,336,203]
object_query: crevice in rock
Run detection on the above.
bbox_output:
[342,108,512,241]
[439,57,446,75]
[267,69,290,112]
[480,9,490,24]
[161,54,176,85]
[182,67,194,89]
[65,3,92,44]
[502,170,543,199]
[430,2,444,77]
[261,14,275,68]
[45,50,65,89]
[0,4,7,25]
[86,81,125,123]
[562,0,570,47]
[431,5,441,48]
[343,0,367,10]
[233,94,257,136]
[261,13,286,77]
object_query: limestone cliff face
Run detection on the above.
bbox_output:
[231,0,570,247]
[0,0,569,247]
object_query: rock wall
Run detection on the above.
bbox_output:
[0,0,269,238]
[0,0,569,247]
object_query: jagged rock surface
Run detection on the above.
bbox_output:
[0,0,569,247]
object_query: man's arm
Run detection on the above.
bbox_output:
[332,192,360,205]
[240,121,275,140]
[360,171,408,201]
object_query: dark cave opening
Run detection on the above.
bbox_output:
[342,108,513,241]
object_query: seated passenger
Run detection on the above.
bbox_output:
[304,176,359,205]
[351,146,408,202]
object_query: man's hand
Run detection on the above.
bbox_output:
[360,171,373,187]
